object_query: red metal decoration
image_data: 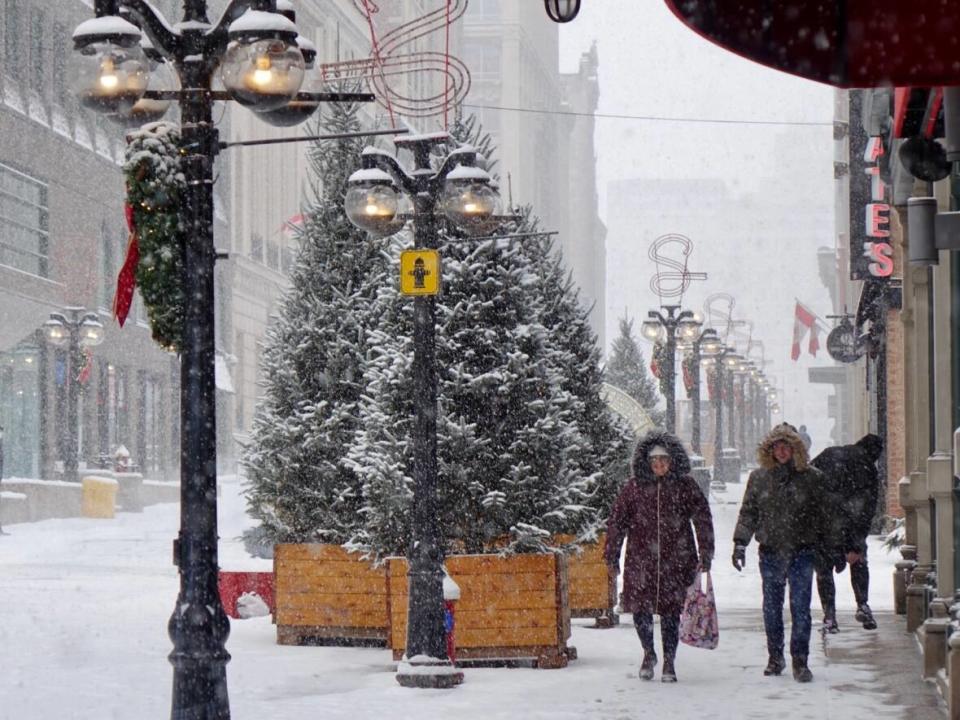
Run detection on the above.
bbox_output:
[664,1,960,88]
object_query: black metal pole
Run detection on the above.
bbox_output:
[691,339,701,454]
[664,330,677,434]
[167,51,231,719]
[737,374,746,454]
[713,358,724,482]
[406,192,446,662]
[725,367,736,449]
[65,323,81,483]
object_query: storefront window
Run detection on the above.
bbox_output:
[0,161,49,278]
[0,341,41,478]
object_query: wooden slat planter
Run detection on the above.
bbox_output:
[387,553,574,668]
[558,534,619,627]
[274,544,388,646]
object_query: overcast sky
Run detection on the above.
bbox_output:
[558,1,842,449]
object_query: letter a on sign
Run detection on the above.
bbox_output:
[400,249,441,296]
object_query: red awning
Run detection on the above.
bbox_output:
[664,1,960,88]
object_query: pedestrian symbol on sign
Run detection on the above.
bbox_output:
[400,250,440,296]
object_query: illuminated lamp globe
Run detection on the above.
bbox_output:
[678,317,701,341]
[79,315,105,347]
[221,10,305,112]
[108,49,177,126]
[70,16,149,114]
[640,320,663,342]
[43,317,69,347]
[699,330,722,356]
[257,34,321,127]
[345,168,402,237]
[441,165,501,236]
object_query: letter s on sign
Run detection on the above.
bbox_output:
[863,242,894,278]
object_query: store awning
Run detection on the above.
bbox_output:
[664,1,960,88]
[215,354,235,394]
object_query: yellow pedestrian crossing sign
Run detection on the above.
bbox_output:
[400,249,441,296]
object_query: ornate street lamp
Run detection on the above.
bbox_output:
[639,305,693,433]
[43,309,105,484]
[71,1,375,716]
[700,333,726,485]
[346,135,501,688]
[544,0,582,23]
[678,317,704,454]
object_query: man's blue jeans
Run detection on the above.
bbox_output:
[759,547,815,659]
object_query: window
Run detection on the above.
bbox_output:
[266,239,280,270]
[250,232,263,262]
[52,23,69,109]
[29,8,45,98]
[0,162,49,277]
[3,0,20,79]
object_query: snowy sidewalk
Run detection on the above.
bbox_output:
[0,477,946,720]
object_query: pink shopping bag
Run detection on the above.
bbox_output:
[680,570,719,649]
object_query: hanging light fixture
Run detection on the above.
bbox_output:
[344,168,403,237]
[70,14,149,114]
[544,0,581,23]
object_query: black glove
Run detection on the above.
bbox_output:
[732,544,746,572]
[700,556,712,572]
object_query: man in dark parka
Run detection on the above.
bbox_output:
[811,433,883,631]
[605,431,714,683]
[732,423,832,683]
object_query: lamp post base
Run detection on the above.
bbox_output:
[396,656,464,688]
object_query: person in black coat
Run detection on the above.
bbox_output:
[811,434,883,632]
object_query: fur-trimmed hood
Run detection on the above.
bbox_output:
[632,430,691,481]
[757,423,810,471]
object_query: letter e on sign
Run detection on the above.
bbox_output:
[865,203,890,238]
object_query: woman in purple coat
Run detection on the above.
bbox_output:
[605,431,714,682]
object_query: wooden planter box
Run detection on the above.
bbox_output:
[387,553,574,668]
[558,534,619,627]
[274,544,388,646]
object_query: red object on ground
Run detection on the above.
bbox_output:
[444,599,456,663]
[218,571,275,619]
[664,1,960,88]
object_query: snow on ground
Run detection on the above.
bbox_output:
[0,475,923,720]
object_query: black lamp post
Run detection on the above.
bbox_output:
[345,134,501,688]
[43,308,105,483]
[71,1,375,716]
[641,305,693,434]
[699,335,725,482]
[678,320,714,455]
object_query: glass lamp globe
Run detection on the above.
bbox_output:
[544,0,581,23]
[441,165,501,236]
[345,169,402,237]
[678,318,701,342]
[43,318,69,347]
[640,320,663,342]
[109,56,177,126]
[71,17,149,114]
[256,35,320,127]
[221,11,305,112]
[79,316,105,347]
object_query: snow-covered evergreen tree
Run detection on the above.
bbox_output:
[346,118,604,558]
[242,92,388,545]
[606,315,665,427]
[517,217,633,520]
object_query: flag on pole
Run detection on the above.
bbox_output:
[791,301,818,361]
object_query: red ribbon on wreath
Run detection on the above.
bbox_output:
[113,201,139,327]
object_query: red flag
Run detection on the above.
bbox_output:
[809,324,821,357]
[113,203,139,327]
[791,302,817,361]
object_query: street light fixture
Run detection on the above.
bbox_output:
[640,305,694,433]
[345,134,501,688]
[72,1,375,716]
[544,0,582,23]
[43,309,105,485]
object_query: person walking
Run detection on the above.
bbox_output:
[605,430,714,683]
[798,425,812,452]
[732,423,832,683]
[811,433,883,632]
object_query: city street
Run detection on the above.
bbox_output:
[0,477,942,720]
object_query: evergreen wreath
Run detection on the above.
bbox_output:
[123,121,186,352]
